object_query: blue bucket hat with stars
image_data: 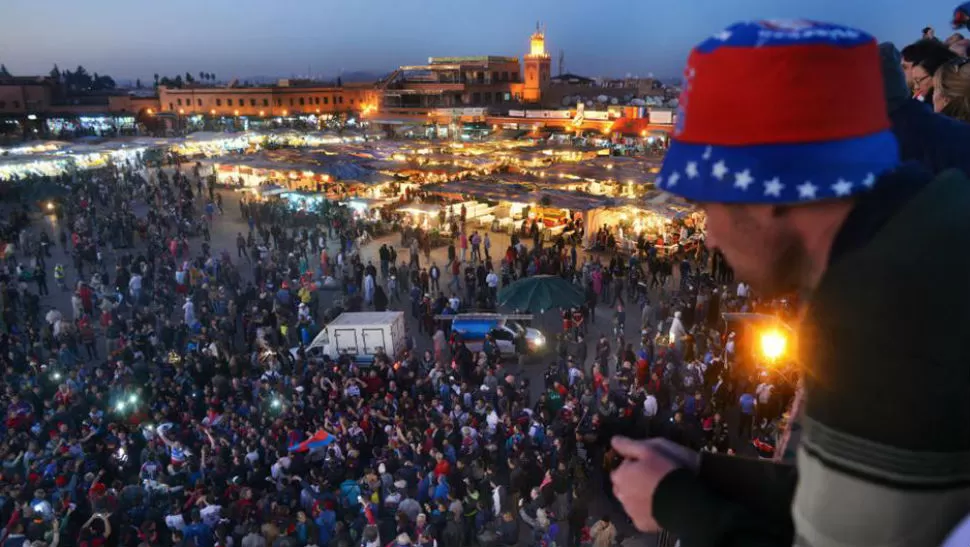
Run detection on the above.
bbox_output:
[657,20,900,204]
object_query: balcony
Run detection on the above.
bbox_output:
[386,82,465,93]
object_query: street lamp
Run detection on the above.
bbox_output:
[760,329,787,362]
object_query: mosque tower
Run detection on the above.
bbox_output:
[523,21,551,103]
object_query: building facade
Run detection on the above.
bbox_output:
[157,81,377,117]
[379,56,525,113]
[377,25,558,115]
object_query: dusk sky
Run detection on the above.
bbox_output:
[0,0,961,82]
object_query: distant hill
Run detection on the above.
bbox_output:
[338,71,388,83]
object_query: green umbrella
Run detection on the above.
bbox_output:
[498,275,585,313]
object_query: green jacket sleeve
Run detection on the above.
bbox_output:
[652,453,797,547]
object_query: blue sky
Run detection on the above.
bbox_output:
[0,0,961,81]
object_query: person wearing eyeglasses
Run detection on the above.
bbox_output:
[911,46,959,102]
[900,39,957,99]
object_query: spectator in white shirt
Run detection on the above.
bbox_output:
[643,392,659,418]
[736,282,749,299]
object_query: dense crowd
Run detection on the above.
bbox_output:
[0,141,802,547]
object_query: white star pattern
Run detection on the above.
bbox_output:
[831,179,853,197]
[711,160,728,180]
[861,172,875,188]
[763,178,784,197]
[685,161,699,179]
[797,181,818,200]
[666,171,681,187]
[713,30,733,41]
[655,175,663,187]
[701,146,713,160]
[733,169,753,191]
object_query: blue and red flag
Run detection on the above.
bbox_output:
[288,429,334,452]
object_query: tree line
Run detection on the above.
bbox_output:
[0,62,220,91]
[153,72,217,88]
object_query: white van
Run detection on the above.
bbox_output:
[298,311,407,363]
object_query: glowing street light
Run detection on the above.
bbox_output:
[760,329,787,362]
[210,109,216,115]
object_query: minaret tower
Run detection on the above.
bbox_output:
[523,21,551,103]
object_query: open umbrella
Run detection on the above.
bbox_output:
[498,275,585,313]
[288,429,334,452]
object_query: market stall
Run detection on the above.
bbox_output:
[584,192,702,255]
[0,139,166,182]
[174,131,264,157]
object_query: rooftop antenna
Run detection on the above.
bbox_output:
[536,20,540,33]
[558,49,565,75]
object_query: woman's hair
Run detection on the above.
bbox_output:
[934,57,970,122]
[916,45,959,76]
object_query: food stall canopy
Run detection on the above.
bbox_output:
[184,131,252,143]
[320,161,394,185]
[0,141,71,157]
[398,204,442,215]
[425,181,617,212]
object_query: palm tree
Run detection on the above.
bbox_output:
[199,71,205,81]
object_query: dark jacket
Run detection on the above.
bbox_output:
[653,166,970,546]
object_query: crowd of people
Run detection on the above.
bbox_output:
[0,129,803,547]
[11,19,970,547]
[14,12,970,547]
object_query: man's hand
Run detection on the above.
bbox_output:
[610,437,699,532]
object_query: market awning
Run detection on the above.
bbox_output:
[496,129,528,139]
[609,117,651,136]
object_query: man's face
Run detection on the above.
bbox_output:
[702,203,807,298]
